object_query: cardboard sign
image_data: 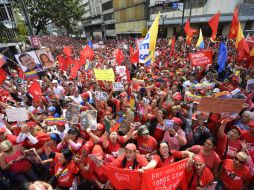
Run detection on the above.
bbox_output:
[95,91,108,101]
[197,97,244,113]
[141,159,188,190]
[164,119,174,130]
[94,69,115,81]
[115,66,126,74]
[246,79,254,91]
[65,104,80,124]
[80,110,97,130]
[190,50,212,67]
[6,108,28,122]
[113,82,124,91]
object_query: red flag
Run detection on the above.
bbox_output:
[125,66,131,82]
[63,46,72,56]
[184,19,197,45]
[235,24,250,60]
[28,80,42,102]
[18,68,25,80]
[80,46,94,60]
[57,54,67,71]
[208,11,220,41]
[170,36,176,56]
[0,68,7,85]
[130,50,139,63]
[129,46,134,55]
[115,49,124,65]
[228,7,239,39]
[70,65,79,79]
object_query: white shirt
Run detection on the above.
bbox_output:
[53,85,65,99]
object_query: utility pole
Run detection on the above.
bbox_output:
[19,0,34,36]
[181,0,186,35]
[189,0,193,22]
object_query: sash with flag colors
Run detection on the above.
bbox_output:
[196,29,205,49]
[208,11,220,42]
[139,12,160,66]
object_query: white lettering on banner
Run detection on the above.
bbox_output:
[115,173,129,181]
[154,178,180,190]
[139,33,150,63]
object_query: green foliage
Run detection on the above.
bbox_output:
[13,0,84,35]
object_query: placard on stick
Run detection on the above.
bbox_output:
[80,110,97,130]
[5,108,28,122]
[197,97,244,113]
[65,104,80,124]
[95,91,108,101]
[246,79,254,92]
[113,82,124,91]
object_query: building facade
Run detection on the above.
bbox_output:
[148,0,254,38]
[102,0,116,39]
[113,0,148,39]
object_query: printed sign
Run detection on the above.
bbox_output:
[95,91,108,101]
[80,110,97,130]
[246,79,254,91]
[190,50,212,67]
[115,66,126,74]
[164,119,174,130]
[94,69,115,81]
[5,107,28,122]
[65,104,80,124]
[197,97,244,113]
[113,82,124,91]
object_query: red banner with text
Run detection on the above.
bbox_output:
[141,159,188,190]
[190,50,213,67]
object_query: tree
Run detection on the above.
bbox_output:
[12,0,84,35]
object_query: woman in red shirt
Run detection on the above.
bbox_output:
[187,137,221,175]
[219,151,251,190]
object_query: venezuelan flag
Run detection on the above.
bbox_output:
[196,29,205,49]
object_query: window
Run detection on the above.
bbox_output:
[102,1,113,11]
[103,13,114,21]
[106,24,115,30]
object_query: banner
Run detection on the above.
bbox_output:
[6,107,28,122]
[103,165,142,190]
[94,69,115,82]
[141,159,188,190]
[113,82,124,91]
[197,97,244,113]
[80,110,97,130]
[65,104,80,124]
[190,50,212,66]
[35,48,55,70]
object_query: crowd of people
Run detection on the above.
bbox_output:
[0,33,254,190]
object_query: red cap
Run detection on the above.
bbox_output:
[172,117,183,125]
[230,126,242,136]
[92,145,103,160]
[173,94,182,100]
[125,143,137,151]
[194,155,205,164]
[82,141,94,153]
[249,121,254,129]
[0,128,6,133]
[96,123,105,131]
[26,121,36,128]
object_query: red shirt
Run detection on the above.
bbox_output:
[24,132,50,150]
[220,159,251,190]
[189,145,221,171]
[110,154,148,170]
[136,135,157,155]
[151,150,183,168]
[185,166,214,190]
[54,159,79,187]
[153,123,165,142]
[215,133,242,159]
[242,131,254,158]
[105,136,125,157]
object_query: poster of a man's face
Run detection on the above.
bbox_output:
[35,48,55,69]
[15,51,43,73]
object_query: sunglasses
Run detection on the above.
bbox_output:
[234,157,245,164]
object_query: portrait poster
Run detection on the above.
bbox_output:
[80,110,97,130]
[35,48,56,69]
[65,104,80,124]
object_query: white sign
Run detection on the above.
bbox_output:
[113,82,124,91]
[164,119,174,130]
[115,66,126,74]
[6,108,28,122]
[247,79,254,91]
[95,91,108,101]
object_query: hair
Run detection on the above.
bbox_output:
[0,140,12,152]
[61,149,73,161]
[157,141,171,162]
[39,53,52,65]
[205,137,217,147]
[68,127,80,136]
[242,111,253,120]
[18,53,32,64]
[121,156,139,170]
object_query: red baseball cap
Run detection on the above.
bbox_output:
[173,94,182,101]
[92,145,104,160]
[125,143,137,151]
[96,123,105,131]
[0,128,6,133]
[194,155,205,164]
[172,117,183,125]
[26,121,37,128]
